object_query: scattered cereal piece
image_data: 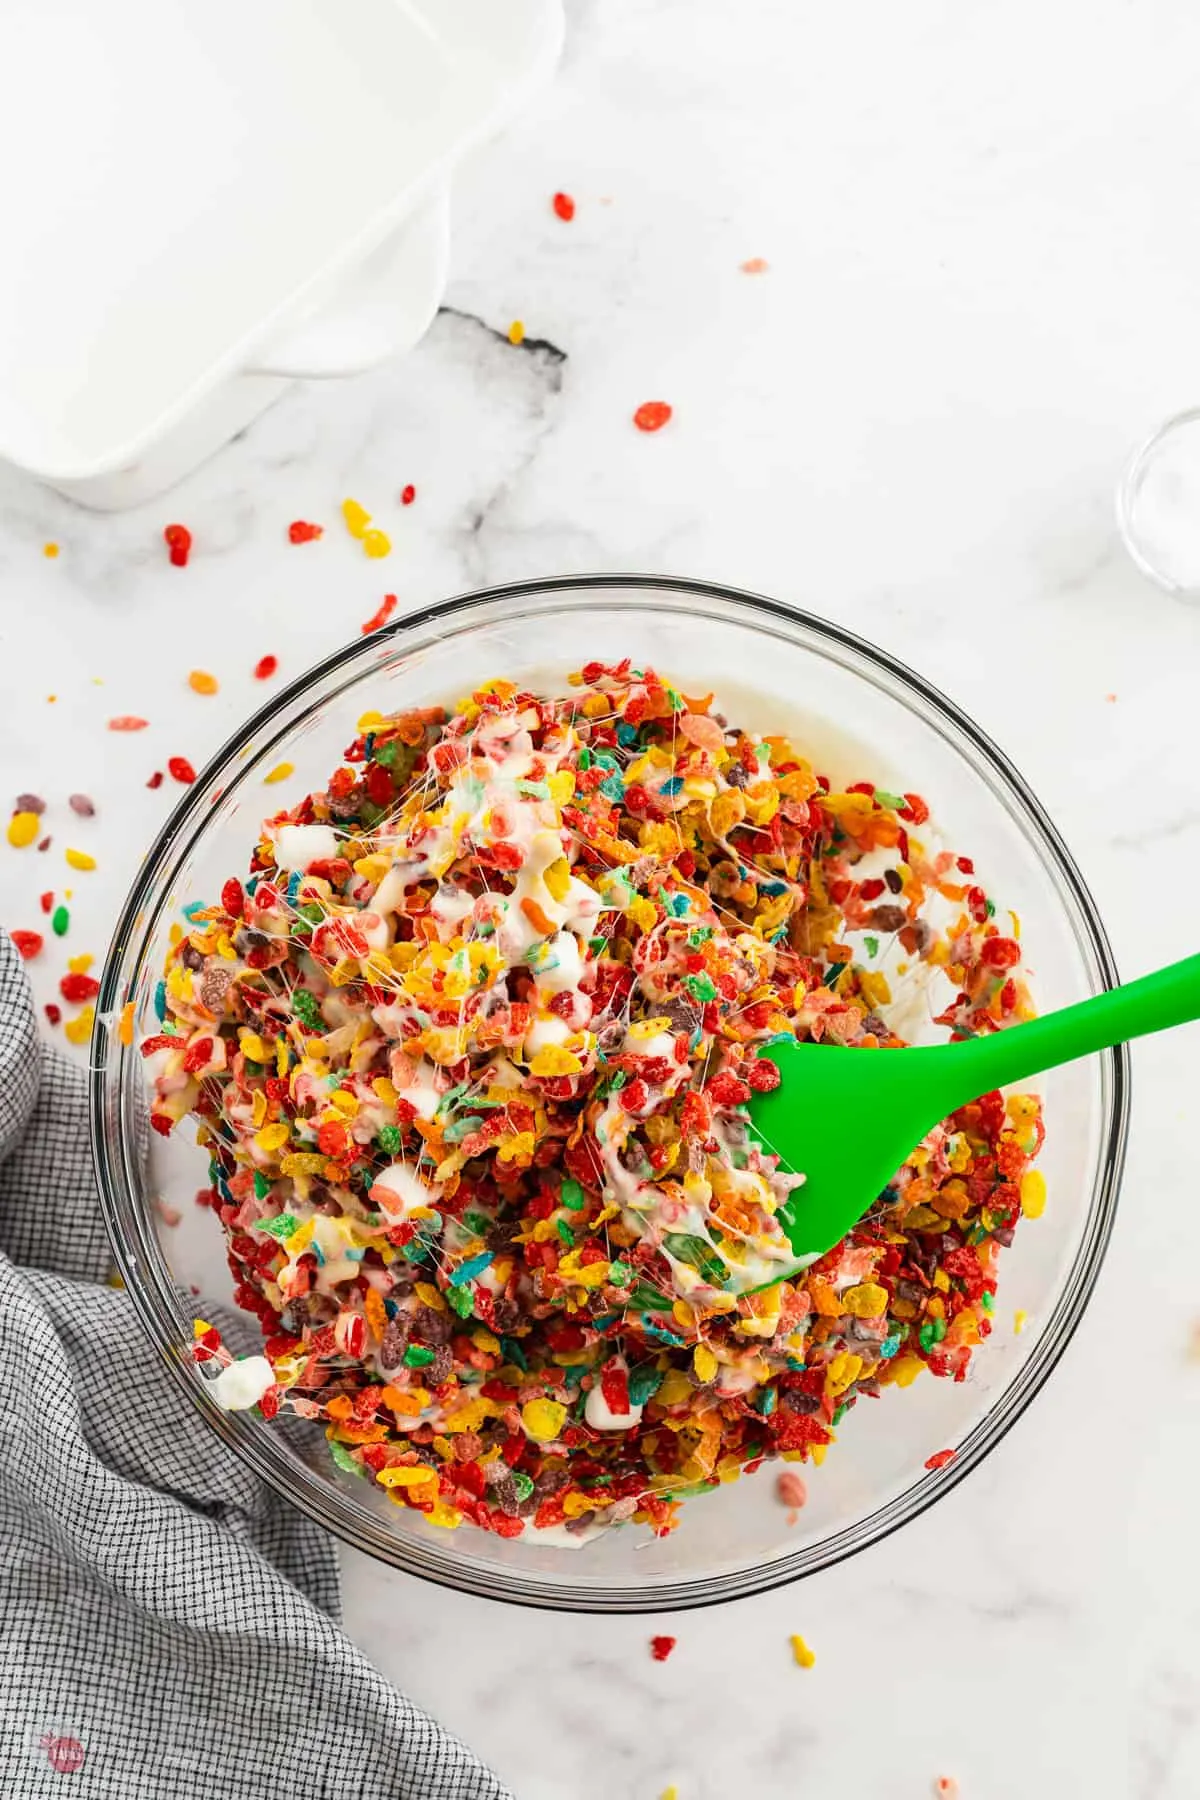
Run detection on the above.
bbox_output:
[740,257,770,274]
[263,762,295,785]
[933,1779,959,1799]
[188,670,219,696]
[60,972,100,1003]
[64,1004,95,1046]
[118,1000,135,1045]
[776,1470,807,1509]
[164,523,192,566]
[7,810,40,848]
[44,1003,61,1027]
[1104,693,1117,703]
[68,794,96,817]
[254,655,279,681]
[38,835,51,852]
[659,1789,678,1800]
[361,527,391,558]
[146,771,164,790]
[51,905,70,937]
[650,1635,677,1662]
[508,319,525,345]
[1014,1309,1028,1335]
[67,954,94,975]
[924,1448,956,1472]
[65,848,97,871]
[156,1196,184,1227]
[11,930,44,960]
[361,593,398,635]
[342,498,371,539]
[633,400,673,432]
[108,715,149,731]
[789,1634,816,1669]
[43,542,59,558]
[15,793,45,815]
[39,891,53,913]
[168,756,197,785]
[1019,1170,1046,1219]
[552,190,575,221]
[287,521,323,544]
[400,484,416,506]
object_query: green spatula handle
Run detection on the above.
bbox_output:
[933,950,1200,1103]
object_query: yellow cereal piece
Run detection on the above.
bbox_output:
[7,810,39,848]
[693,1343,718,1383]
[857,970,892,1009]
[65,847,96,871]
[507,319,525,345]
[1014,1309,1029,1334]
[789,1633,816,1669]
[656,1368,693,1407]
[254,1122,290,1155]
[543,856,571,902]
[660,1788,679,1800]
[425,1500,463,1530]
[280,1152,326,1177]
[68,953,94,974]
[376,1464,439,1490]
[239,1029,271,1066]
[885,1353,924,1388]
[529,1045,583,1078]
[627,1016,673,1043]
[574,1262,610,1289]
[192,1318,213,1337]
[372,1076,399,1106]
[342,497,371,539]
[443,1397,492,1434]
[825,1351,863,1396]
[362,527,391,558]
[328,1089,358,1117]
[626,895,658,932]
[521,1398,567,1442]
[414,1281,447,1312]
[1020,1171,1047,1219]
[65,1005,95,1046]
[546,769,575,806]
[471,1327,501,1354]
[44,541,59,558]
[263,762,294,784]
[496,1130,536,1165]
[842,1282,889,1319]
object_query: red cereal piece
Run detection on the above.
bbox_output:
[164,523,192,566]
[924,1448,957,1472]
[980,936,1020,970]
[146,771,164,789]
[59,972,100,1003]
[221,877,244,917]
[287,521,324,544]
[253,654,279,681]
[39,891,53,914]
[168,756,197,785]
[775,1470,807,1509]
[11,929,44,960]
[43,1003,62,1026]
[650,1635,677,1662]
[400,484,416,506]
[361,593,398,635]
[552,190,575,221]
[633,400,672,432]
[108,715,149,731]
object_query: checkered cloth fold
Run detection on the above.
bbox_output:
[0,931,511,1800]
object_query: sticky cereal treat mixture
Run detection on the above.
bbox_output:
[147,663,1045,1541]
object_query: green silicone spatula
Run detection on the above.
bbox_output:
[750,952,1200,1275]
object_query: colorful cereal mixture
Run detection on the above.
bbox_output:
[146,663,1045,1543]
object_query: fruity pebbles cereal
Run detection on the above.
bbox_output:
[147,662,1045,1542]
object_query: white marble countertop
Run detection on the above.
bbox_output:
[5,2,1200,1794]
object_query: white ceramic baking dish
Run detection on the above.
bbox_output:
[0,0,562,509]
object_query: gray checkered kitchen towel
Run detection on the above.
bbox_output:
[0,930,512,1800]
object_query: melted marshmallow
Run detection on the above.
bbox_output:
[209,1356,275,1411]
[270,824,340,870]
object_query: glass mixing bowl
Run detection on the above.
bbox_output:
[91,575,1128,1612]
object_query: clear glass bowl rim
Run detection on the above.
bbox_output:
[91,573,1129,1613]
